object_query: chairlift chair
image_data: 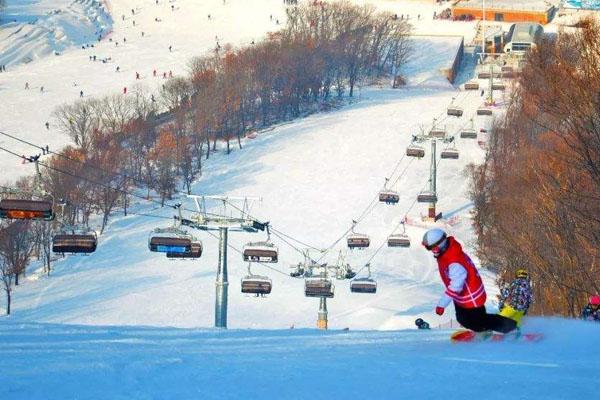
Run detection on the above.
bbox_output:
[350,277,377,294]
[304,277,334,298]
[0,198,54,221]
[52,231,97,254]
[387,233,411,248]
[406,144,425,158]
[476,106,493,116]
[350,263,377,293]
[347,233,370,249]
[148,228,192,254]
[492,82,505,91]
[167,241,203,259]
[460,128,478,139]
[417,191,437,203]
[464,81,479,90]
[243,241,278,263]
[440,147,460,159]
[447,106,463,117]
[429,127,446,138]
[379,190,399,204]
[241,264,272,296]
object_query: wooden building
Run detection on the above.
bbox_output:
[452,0,557,25]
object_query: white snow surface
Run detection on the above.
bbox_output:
[0,318,599,399]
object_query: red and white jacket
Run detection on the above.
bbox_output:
[436,236,486,309]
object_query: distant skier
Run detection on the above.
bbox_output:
[153,69,157,77]
[498,269,533,327]
[581,295,600,322]
[45,122,50,130]
[169,45,172,52]
[40,86,44,93]
[123,87,127,95]
[415,318,430,330]
[136,72,140,79]
[116,66,120,72]
[80,90,84,97]
[168,70,172,78]
[25,82,30,90]
[422,228,517,334]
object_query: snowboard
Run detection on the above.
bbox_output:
[450,329,543,343]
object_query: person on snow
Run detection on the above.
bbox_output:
[415,318,430,330]
[581,295,600,322]
[422,228,517,333]
[498,269,533,327]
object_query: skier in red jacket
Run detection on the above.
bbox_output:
[422,228,517,333]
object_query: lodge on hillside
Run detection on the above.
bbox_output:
[452,0,557,25]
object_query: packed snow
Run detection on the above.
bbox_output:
[1,318,599,399]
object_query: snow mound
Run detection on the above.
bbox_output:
[0,0,112,67]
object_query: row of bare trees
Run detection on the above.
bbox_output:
[468,19,600,317]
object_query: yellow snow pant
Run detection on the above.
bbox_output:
[499,305,525,327]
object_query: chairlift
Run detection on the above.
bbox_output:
[241,263,272,296]
[464,81,479,90]
[148,228,192,254]
[387,220,410,247]
[243,241,278,263]
[492,82,505,91]
[347,233,370,249]
[429,127,446,138]
[0,198,54,221]
[447,106,463,117]
[417,190,437,203]
[387,233,410,247]
[379,178,399,204]
[167,241,203,259]
[440,147,460,159]
[460,128,478,139]
[476,106,493,116]
[406,144,425,158]
[350,263,377,294]
[52,230,97,254]
[447,98,463,117]
[305,277,334,298]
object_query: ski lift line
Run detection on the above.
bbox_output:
[0,144,232,222]
[0,129,157,193]
[0,130,230,220]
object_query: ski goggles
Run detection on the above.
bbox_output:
[422,234,447,251]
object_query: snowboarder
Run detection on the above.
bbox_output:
[498,269,533,327]
[415,318,430,330]
[422,228,517,334]
[581,295,600,322]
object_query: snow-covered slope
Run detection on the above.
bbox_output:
[4,30,501,331]
[1,318,598,399]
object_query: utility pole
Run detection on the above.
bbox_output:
[317,297,328,330]
[215,226,229,328]
[428,139,437,220]
[182,195,263,329]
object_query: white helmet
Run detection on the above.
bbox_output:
[422,228,448,256]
